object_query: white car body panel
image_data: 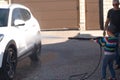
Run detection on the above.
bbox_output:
[0,4,41,68]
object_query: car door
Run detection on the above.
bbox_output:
[11,8,32,56]
[19,8,40,46]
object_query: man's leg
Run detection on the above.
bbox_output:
[115,33,120,69]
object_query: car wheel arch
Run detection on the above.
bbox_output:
[5,40,17,53]
[1,40,17,66]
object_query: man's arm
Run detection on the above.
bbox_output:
[103,18,110,36]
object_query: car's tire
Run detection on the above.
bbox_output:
[0,47,17,80]
[29,42,41,62]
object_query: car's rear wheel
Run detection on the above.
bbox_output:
[29,42,41,63]
[0,47,17,80]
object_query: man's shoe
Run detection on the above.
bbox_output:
[108,77,112,80]
[115,65,120,70]
[108,77,117,80]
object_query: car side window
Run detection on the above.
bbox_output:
[11,8,23,26]
[0,9,9,27]
[20,9,31,21]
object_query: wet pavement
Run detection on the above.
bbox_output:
[14,30,120,80]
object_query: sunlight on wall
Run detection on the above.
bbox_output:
[80,0,85,31]
[0,0,8,5]
[103,0,112,25]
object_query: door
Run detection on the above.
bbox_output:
[11,8,27,55]
[85,0,100,30]
[11,8,34,55]
[12,0,79,30]
[19,8,39,46]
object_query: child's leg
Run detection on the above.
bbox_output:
[102,55,108,79]
[108,55,116,78]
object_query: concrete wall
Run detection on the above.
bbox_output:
[103,0,112,25]
[0,0,8,5]
[80,0,85,30]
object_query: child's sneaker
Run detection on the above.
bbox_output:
[115,65,120,70]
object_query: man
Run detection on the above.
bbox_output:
[103,0,120,70]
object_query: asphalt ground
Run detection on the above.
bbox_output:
[14,30,120,80]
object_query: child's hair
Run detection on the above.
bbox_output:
[107,30,115,36]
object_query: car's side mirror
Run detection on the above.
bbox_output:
[14,19,25,26]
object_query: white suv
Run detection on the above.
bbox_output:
[0,4,41,80]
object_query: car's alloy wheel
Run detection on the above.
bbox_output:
[1,47,17,80]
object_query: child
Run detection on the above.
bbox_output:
[93,30,118,80]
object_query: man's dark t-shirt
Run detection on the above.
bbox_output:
[107,8,120,33]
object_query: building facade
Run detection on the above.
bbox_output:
[1,0,113,30]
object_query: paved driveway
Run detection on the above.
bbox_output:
[14,30,120,80]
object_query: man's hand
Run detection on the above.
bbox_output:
[103,31,106,36]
